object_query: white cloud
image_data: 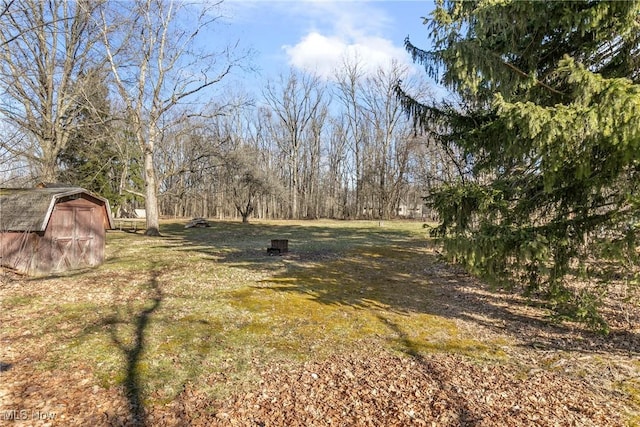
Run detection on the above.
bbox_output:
[223,1,416,80]
[278,1,413,80]
[283,31,410,79]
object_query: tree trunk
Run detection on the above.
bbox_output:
[39,157,58,183]
[143,150,161,236]
[292,172,298,219]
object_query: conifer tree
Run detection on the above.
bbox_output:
[398,0,640,329]
[57,69,141,212]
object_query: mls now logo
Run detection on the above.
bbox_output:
[2,409,57,421]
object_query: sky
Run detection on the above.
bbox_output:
[217,0,437,93]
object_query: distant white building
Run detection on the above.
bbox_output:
[397,203,424,219]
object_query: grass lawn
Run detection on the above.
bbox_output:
[1,219,638,425]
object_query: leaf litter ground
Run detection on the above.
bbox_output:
[0,220,638,426]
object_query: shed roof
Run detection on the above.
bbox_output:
[0,187,114,232]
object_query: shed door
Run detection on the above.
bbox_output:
[51,207,95,271]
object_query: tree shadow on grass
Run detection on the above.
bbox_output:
[378,313,481,425]
[158,220,640,356]
[1,252,232,426]
[259,241,640,357]
[167,220,422,268]
[104,265,162,426]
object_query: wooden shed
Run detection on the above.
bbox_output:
[0,187,114,275]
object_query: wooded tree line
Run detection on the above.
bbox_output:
[0,0,458,230]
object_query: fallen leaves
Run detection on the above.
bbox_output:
[3,350,624,426]
[1,223,639,426]
[188,352,625,427]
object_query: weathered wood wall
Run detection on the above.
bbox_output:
[0,194,109,275]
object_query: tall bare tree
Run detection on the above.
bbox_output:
[0,0,105,182]
[263,70,325,219]
[247,106,284,219]
[334,56,367,218]
[300,101,328,218]
[361,61,414,219]
[324,116,350,218]
[100,0,238,235]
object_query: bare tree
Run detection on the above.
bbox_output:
[0,125,31,186]
[361,61,414,219]
[223,145,274,223]
[323,116,350,218]
[300,101,328,218]
[0,1,12,21]
[263,70,325,219]
[0,0,105,182]
[245,106,284,219]
[100,0,239,235]
[156,114,224,218]
[334,56,368,218]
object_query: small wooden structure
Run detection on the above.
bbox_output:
[114,218,145,233]
[267,239,289,256]
[0,187,113,275]
[185,217,210,228]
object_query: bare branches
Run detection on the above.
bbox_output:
[98,0,242,233]
[0,0,104,181]
[263,70,328,219]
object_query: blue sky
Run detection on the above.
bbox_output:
[218,1,436,90]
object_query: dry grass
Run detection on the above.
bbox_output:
[0,219,638,425]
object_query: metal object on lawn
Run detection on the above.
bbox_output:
[267,239,288,256]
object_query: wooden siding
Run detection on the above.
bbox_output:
[0,192,109,275]
[0,231,40,273]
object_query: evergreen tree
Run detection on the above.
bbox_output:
[398,0,640,329]
[58,69,141,212]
